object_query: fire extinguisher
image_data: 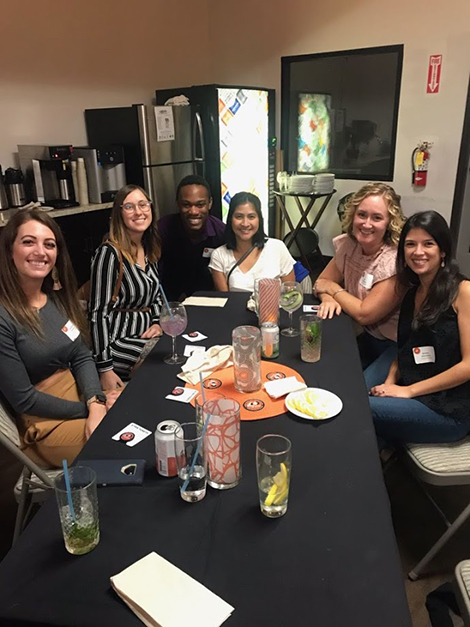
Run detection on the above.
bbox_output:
[412,141,432,187]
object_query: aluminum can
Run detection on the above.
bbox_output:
[155,420,180,477]
[261,322,280,359]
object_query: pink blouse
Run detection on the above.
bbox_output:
[333,234,399,341]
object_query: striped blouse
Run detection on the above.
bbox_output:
[89,243,161,373]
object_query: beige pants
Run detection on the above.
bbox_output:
[19,370,87,468]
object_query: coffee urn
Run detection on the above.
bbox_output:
[0,166,9,209]
[5,168,26,207]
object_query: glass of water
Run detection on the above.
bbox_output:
[256,435,292,518]
[174,422,207,503]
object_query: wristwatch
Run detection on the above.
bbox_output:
[87,393,107,408]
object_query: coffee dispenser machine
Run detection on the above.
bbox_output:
[72,146,126,203]
[18,145,79,208]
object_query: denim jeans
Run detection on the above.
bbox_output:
[364,348,470,445]
[357,332,396,370]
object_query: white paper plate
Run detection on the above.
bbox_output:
[285,387,343,421]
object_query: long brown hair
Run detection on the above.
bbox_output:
[108,184,161,263]
[0,208,88,339]
[342,182,405,247]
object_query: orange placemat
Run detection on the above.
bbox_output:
[186,361,305,421]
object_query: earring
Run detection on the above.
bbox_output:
[441,258,445,268]
[52,267,62,291]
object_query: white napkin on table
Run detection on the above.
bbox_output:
[177,345,233,385]
[110,552,234,627]
[181,296,228,308]
[264,376,307,399]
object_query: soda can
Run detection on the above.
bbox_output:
[261,322,280,359]
[155,420,181,477]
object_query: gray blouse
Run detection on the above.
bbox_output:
[0,298,102,419]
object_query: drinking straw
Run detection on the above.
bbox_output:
[62,459,76,522]
[181,373,209,492]
[199,371,206,405]
[159,284,174,319]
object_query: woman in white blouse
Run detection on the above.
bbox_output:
[209,192,295,292]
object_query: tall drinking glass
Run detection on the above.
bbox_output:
[232,326,261,393]
[254,277,281,325]
[280,281,303,337]
[54,466,100,555]
[300,314,322,362]
[195,392,224,430]
[174,422,207,503]
[204,398,241,490]
[160,301,187,365]
[256,435,292,518]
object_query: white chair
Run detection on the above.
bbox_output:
[403,438,470,580]
[0,399,60,545]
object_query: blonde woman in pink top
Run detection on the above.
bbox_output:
[314,183,406,367]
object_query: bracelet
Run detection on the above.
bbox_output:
[332,288,346,297]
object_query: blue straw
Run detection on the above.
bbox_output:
[159,284,174,319]
[182,374,209,492]
[62,459,76,522]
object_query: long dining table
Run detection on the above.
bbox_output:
[0,292,411,627]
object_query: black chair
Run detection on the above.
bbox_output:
[283,227,325,277]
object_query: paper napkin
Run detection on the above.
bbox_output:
[110,552,234,627]
[181,296,228,307]
[264,376,307,399]
[178,345,233,385]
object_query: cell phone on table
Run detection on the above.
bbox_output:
[80,459,146,487]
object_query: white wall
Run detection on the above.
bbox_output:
[0,0,212,167]
[1,0,469,255]
[209,0,470,253]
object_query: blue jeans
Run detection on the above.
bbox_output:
[364,348,470,445]
[357,332,396,370]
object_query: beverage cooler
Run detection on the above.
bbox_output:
[156,85,276,233]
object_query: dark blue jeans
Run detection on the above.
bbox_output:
[357,332,396,370]
[364,348,470,445]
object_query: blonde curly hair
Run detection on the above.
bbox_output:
[342,182,405,247]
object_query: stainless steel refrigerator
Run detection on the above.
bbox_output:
[85,84,276,231]
[85,104,203,219]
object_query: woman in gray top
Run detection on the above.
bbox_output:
[0,208,112,467]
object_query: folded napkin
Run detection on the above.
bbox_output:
[111,552,234,627]
[264,376,307,399]
[178,345,233,385]
[181,296,228,308]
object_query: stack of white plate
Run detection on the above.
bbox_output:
[288,173,335,194]
[312,173,335,194]
[289,175,315,194]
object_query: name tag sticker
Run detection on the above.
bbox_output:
[202,247,214,258]
[413,346,436,364]
[359,272,374,290]
[61,320,80,341]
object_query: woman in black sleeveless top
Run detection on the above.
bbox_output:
[364,211,470,444]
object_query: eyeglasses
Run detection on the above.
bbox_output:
[121,201,152,213]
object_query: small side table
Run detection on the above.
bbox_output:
[274,190,336,274]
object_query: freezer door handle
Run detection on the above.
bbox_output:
[193,111,206,176]
[136,104,156,207]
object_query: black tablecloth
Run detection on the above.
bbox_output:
[0,293,411,626]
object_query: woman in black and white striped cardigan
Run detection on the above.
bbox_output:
[89,184,162,390]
